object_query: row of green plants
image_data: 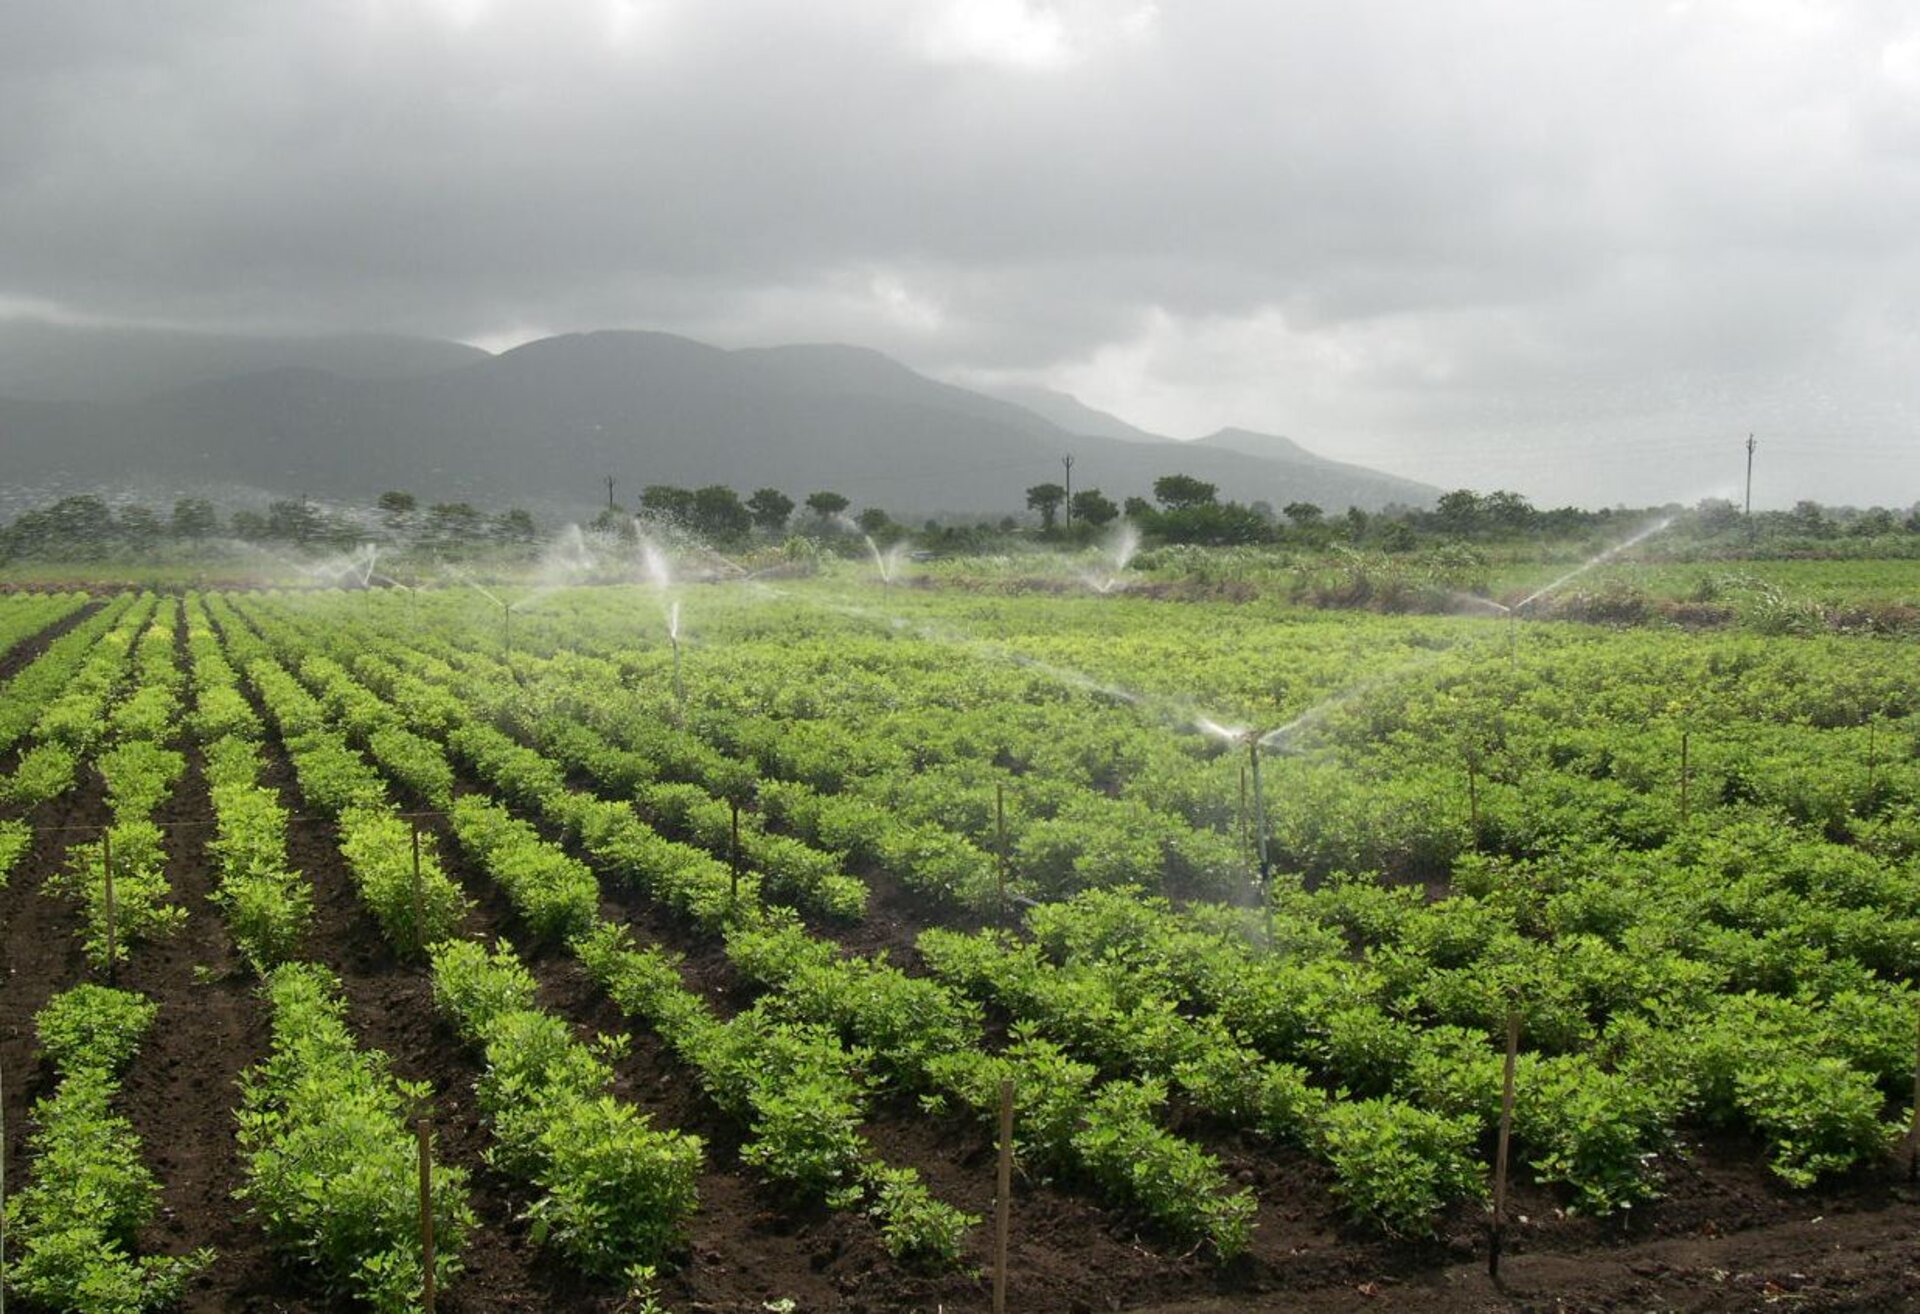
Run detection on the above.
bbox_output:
[0,594,142,807]
[192,594,490,1310]
[427,938,703,1273]
[4,984,214,1310]
[208,595,470,954]
[228,594,1262,1258]
[235,962,474,1311]
[236,601,878,925]
[576,922,976,1264]
[727,912,1259,1256]
[234,601,981,1264]
[220,584,1920,1246]
[210,595,718,1283]
[45,601,192,967]
[0,590,89,664]
[185,596,313,970]
[0,592,123,758]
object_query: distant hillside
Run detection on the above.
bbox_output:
[1194,426,1439,509]
[0,321,489,402]
[976,383,1165,445]
[0,329,1439,516]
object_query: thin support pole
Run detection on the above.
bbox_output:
[1248,736,1272,944]
[1908,1002,1920,1185]
[729,800,742,905]
[1679,730,1691,827]
[417,1118,437,1313]
[995,1079,1014,1314]
[2,1051,8,1314]
[1467,757,1480,844]
[411,819,426,952]
[102,828,118,981]
[1238,760,1249,857]
[1490,1005,1520,1278]
[995,782,1009,926]
[1868,716,1879,807]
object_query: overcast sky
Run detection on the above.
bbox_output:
[6,0,1919,507]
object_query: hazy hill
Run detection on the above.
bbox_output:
[1194,426,1439,509]
[0,321,489,402]
[977,383,1165,445]
[0,329,1439,516]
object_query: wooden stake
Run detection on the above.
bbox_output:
[995,1079,1014,1314]
[1467,757,1480,844]
[417,1118,437,1312]
[410,819,426,951]
[1490,1005,1520,1278]
[102,828,118,981]
[995,782,1009,925]
[1868,716,1879,807]
[1679,730,1691,827]
[1907,1002,1920,1185]
[2,1051,8,1314]
[730,800,742,904]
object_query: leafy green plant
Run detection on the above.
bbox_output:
[236,963,474,1310]
[429,939,703,1272]
[1318,1097,1485,1238]
[6,985,212,1311]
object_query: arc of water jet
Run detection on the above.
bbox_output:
[1513,516,1674,612]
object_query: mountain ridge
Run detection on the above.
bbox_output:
[0,326,1440,516]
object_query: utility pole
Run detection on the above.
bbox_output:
[1062,454,1075,529]
[606,475,617,512]
[1744,434,1756,540]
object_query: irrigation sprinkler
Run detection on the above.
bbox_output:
[668,601,686,717]
[1245,731,1274,942]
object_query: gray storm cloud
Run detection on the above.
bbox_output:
[3,0,1917,506]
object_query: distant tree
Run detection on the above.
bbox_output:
[805,490,851,521]
[1433,489,1483,537]
[266,499,323,543]
[746,487,795,534]
[377,489,417,516]
[691,485,752,543]
[1025,482,1067,531]
[1070,488,1119,528]
[496,508,538,542]
[590,507,637,541]
[1122,495,1154,520]
[171,497,218,538]
[1152,474,1217,510]
[641,484,697,523]
[1345,506,1370,542]
[230,509,268,540]
[427,502,482,542]
[1693,497,1741,534]
[1789,499,1836,538]
[1153,502,1271,546]
[118,505,163,549]
[1283,501,1324,529]
[854,507,894,537]
[1377,519,1417,552]
[1482,490,1536,534]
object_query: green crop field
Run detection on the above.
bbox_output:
[0,558,1916,1312]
